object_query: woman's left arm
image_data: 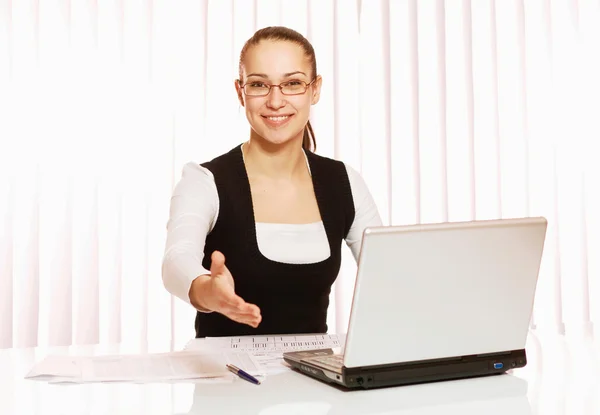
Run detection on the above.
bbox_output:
[344,164,384,261]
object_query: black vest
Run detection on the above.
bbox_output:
[195,145,355,337]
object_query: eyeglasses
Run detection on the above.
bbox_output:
[239,78,316,96]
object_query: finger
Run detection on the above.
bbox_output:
[210,251,227,276]
[238,303,260,316]
[228,314,260,327]
[220,293,245,310]
[218,290,256,311]
[222,299,261,319]
[225,297,260,317]
[213,282,260,316]
[226,311,262,328]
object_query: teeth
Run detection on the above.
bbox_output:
[267,116,289,121]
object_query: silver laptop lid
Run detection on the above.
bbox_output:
[343,217,547,368]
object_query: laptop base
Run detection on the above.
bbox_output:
[283,348,527,390]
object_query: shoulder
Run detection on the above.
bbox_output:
[341,162,373,208]
[305,152,366,190]
[304,151,349,183]
[201,145,243,170]
[172,162,216,196]
[342,162,361,183]
[342,163,367,191]
[304,150,345,168]
[180,161,214,179]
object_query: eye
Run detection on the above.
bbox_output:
[285,80,304,86]
[248,82,267,88]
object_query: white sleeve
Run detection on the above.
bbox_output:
[344,163,383,261]
[161,162,219,307]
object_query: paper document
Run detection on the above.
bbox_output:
[25,350,262,384]
[186,333,346,375]
[204,333,345,352]
[23,355,83,381]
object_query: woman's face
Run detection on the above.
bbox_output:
[236,40,321,147]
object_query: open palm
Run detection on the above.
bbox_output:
[201,251,261,328]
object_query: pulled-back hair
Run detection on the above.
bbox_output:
[239,26,317,152]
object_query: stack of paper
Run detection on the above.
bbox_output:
[25,350,263,384]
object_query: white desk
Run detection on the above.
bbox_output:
[1,331,598,415]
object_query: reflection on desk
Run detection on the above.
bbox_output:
[1,330,599,414]
[184,371,530,415]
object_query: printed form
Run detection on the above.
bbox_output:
[186,333,346,374]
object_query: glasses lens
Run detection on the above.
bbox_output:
[245,83,270,96]
[281,81,307,95]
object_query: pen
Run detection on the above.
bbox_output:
[226,364,261,385]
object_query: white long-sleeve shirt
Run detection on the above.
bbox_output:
[162,158,383,306]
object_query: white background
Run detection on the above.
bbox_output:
[1,0,599,351]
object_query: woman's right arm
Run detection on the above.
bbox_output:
[161,162,218,310]
[161,163,261,326]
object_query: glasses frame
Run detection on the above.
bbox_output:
[238,78,317,97]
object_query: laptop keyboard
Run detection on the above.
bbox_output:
[309,354,344,369]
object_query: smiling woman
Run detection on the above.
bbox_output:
[236,27,320,152]
[236,26,320,152]
[161,26,383,338]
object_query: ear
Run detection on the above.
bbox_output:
[234,80,245,107]
[311,75,322,105]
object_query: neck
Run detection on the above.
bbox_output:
[243,132,307,179]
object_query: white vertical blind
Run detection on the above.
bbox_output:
[1,0,599,350]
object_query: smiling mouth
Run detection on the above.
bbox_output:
[262,115,292,122]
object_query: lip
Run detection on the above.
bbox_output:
[261,114,294,128]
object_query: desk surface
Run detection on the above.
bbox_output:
[1,331,598,415]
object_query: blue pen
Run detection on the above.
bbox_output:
[226,364,261,385]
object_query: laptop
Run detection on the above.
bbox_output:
[283,217,547,389]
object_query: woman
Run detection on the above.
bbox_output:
[162,26,382,337]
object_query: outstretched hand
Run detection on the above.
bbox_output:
[190,251,261,328]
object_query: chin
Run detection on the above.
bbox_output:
[260,137,296,149]
[254,129,303,148]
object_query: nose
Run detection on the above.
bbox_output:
[266,85,286,109]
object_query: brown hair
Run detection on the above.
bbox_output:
[238,26,317,152]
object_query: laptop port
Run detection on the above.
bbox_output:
[493,362,503,369]
[356,377,364,385]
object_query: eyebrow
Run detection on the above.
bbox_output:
[246,71,307,78]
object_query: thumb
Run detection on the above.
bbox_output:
[210,250,227,276]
